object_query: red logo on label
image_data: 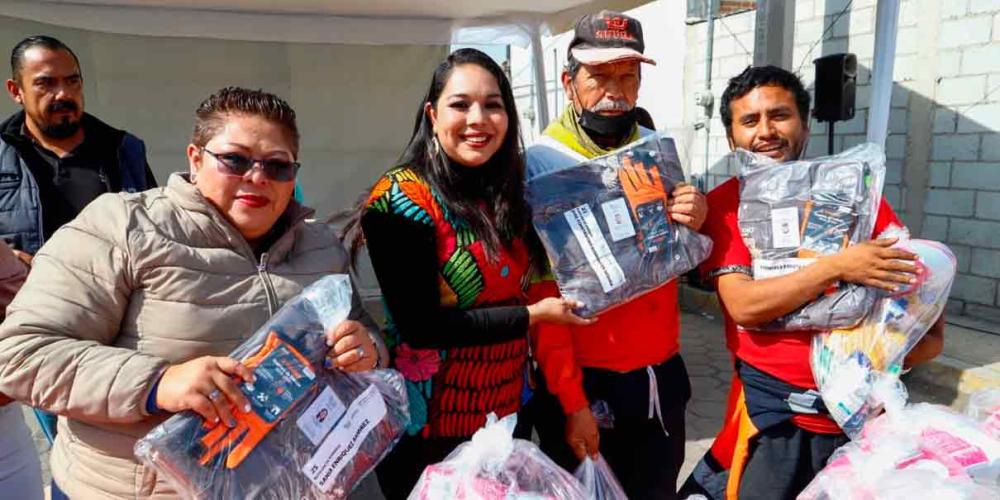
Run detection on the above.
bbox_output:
[596,16,637,41]
[606,16,628,31]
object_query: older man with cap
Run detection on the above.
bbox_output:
[523,10,706,499]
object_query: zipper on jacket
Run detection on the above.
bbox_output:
[98,166,111,191]
[257,252,278,315]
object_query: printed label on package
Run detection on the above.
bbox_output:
[303,385,387,492]
[296,386,347,446]
[800,202,855,256]
[770,206,801,249]
[244,343,317,424]
[600,198,637,242]
[564,204,626,293]
[753,257,816,279]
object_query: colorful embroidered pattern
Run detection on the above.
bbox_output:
[367,167,530,438]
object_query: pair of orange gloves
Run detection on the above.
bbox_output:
[198,331,317,470]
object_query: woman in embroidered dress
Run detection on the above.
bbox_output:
[347,48,591,499]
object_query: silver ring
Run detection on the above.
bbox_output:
[355,345,365,358]
[208,389,222,401]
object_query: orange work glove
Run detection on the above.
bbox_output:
[198,331,318,469]
[618,156,671,253]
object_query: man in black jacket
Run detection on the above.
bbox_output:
[1,35,156,449]
[1,35,155,261]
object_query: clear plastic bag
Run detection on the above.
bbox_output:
[134,275,409,499]
[408,413,585,499]
[737,143,887,331]
[799,387,1000,500]
[526,133,713,317]
[966,389,1000,439]
[811,237,956,438]
[574,454,628,500]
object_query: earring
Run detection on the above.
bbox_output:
[430,136,441,157]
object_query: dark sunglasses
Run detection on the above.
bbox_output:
[202,148,300,182]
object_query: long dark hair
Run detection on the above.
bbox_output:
[344,48,543,268]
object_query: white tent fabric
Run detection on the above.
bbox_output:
[0,0,650,46]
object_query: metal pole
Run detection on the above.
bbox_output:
[868,0,900,148]
[530,24,551,131]
[701,0,719,192]
[505,45,512,80]
[828,121,835,155]
[553,47,560,112]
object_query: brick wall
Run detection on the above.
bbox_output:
[928,0,1000,321]
[684,0,1000,322]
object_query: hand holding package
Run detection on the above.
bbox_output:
[737,143,886,331]
[527,133,712,316]
[135,275,409,499]
[811,235,956,437]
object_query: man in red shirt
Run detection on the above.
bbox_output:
[679,66,944,500]
[523,11,708,500]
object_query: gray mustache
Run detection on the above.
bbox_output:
[588,99,633,113]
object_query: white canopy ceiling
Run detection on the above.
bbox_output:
[0,0,651,46]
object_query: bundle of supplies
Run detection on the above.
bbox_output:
[135,275,409,499]
[811,234,956,437]
[527,133,712,316]
[737,143,886,331]
[798,385,1000,500]
[408,413,585,499]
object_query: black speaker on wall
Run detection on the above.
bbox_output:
[813,53,857,123]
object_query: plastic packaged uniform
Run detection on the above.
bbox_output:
[798,384,1000,500]
[526,133,713,317]
[574,454,628,500]
[737,142,887,331]
[135,275,409,499]
[811,234,956,438]
[408,413,586,499]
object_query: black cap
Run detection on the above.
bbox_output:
[568,10,656,66]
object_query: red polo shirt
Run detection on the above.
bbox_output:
[700,177,903,433]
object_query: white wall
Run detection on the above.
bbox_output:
[0,14,448,220]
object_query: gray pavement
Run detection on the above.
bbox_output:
[676,309,733,485]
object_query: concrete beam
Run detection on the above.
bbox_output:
[753,0,794,69]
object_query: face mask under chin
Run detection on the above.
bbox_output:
[579,107,638,140]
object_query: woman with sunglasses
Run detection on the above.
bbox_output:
[0,87,385,498]
[345,48,592,499]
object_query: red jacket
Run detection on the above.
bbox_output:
[530,280,681,414]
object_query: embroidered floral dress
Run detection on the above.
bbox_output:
[361,166,532,438]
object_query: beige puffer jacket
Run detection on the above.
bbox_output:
[0,173,375,498]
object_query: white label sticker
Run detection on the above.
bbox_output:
[564,204,626,293]
[770,206,801,249]
[296,386,347,446]
[600,198,637,242]
[753,258,816,279]
[302,385,387,492]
